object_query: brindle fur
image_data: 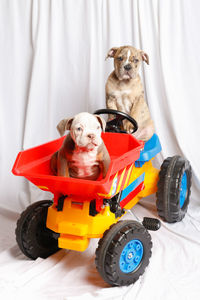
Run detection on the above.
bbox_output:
[106,45,154,141]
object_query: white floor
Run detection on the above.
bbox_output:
[0,195,200,300]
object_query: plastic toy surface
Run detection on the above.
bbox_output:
[13,109,192,286]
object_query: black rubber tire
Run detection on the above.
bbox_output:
[156,156,192,223]
[16,200,59,259]
[95,220,152,286]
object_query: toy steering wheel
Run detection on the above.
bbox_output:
[94,109,138,134]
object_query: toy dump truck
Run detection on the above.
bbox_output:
[12,109,192,286]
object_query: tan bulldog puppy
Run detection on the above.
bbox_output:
[106,45,154,141]
[50,112,110,180]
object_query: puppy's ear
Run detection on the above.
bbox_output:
[56,118,74,136]
[141,51,149,65]
[95,115,106,132]
[105,47,118,60]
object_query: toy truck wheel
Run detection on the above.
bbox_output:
[95,220,152,286]
[156,156,192,223]
[16,200,59,259]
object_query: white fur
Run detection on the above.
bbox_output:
[125,49,131,64]
[71,148,98,177]
[112,89,132,97]
[123,97,132,113]
[112,90,132,113]
[70,112,102,150]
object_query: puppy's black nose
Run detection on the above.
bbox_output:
[124,64,132,71]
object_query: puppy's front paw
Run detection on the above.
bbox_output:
[108,114,115,121]
[123,121,134,133]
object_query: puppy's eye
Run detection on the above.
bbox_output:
[133,58,139,63]
[117,56,123,61]
[77,127,82,131]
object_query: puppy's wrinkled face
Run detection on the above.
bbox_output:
[114,47,142,80]
[70,112,103,150]
[107,46,149,81]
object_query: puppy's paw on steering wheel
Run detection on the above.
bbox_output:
[123,120,134,134]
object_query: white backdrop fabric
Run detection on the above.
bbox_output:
[0,0,200,299]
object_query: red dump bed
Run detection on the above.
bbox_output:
[12,133,143,198]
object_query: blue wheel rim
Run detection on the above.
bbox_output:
[119,239,144,273]
[180,172,187,208]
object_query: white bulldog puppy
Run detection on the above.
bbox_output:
[50,112,110,180]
